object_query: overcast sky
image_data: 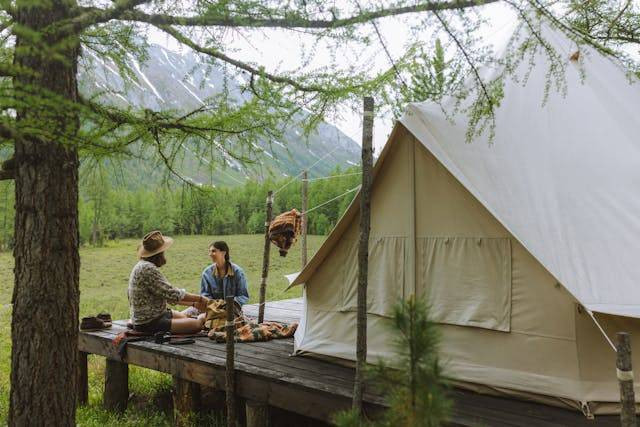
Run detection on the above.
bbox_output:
[147,2,516,152]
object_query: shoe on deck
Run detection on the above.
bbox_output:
[80,316,110,331]
[96,312,112,327]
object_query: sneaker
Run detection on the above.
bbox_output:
[80,316,109,331]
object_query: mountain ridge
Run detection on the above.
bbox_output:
[79,44,361,187]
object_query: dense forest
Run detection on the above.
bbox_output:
[0,166,360,250]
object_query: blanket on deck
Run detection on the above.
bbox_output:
[206,299,297,342]
[208,316,297,343]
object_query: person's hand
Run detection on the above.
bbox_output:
[195,296,210,312]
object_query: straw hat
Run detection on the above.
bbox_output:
[137,230,174,258]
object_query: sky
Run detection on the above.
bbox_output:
[147,2,517,152]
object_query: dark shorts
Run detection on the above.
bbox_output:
[133,309,172,333]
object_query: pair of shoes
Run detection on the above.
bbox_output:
[97,312,112,326]
[80,316,111,331]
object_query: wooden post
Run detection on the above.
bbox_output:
[77,351,88,406]
[246,400,270,427]
[104,358,129,412]
[617,332,637,426]
[353,96,374,413]
[226,295,237,427]
[173,376,201,427]
[301,170,308,269]
[258,190,273,323]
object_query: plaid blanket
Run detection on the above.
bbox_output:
[205,300,297,342]
[208,316,297,342]
[268,208,302,257]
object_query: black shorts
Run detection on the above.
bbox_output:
[133,309,172,334]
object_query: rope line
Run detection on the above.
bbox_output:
[273,146,341,195]
[304,172,361,182]
[304,185,360,215]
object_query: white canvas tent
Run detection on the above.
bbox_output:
[289,23,640,415]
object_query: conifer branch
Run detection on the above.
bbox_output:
[76,0,499,29]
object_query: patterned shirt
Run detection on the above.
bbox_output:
[128,260,186,325]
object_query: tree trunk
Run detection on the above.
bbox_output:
[10,2,81,426]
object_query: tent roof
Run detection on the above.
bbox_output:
[294,24,640,318]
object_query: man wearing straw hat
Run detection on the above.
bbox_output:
[128,230,209,334]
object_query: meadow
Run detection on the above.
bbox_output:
[0,234,325,425]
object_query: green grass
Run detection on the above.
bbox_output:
[0,234,325,426]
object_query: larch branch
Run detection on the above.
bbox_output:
[80,0,498,29]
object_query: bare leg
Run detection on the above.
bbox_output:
[181,306,200,318]
[171,309,188,319]
[170,315,206,334]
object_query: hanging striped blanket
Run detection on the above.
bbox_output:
[268,208,302,257]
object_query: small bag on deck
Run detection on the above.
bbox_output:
[204,299,242,330]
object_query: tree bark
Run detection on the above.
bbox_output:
[10,1,81,425]
[353,96,374,414]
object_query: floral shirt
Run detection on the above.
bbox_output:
[128,260,186,325]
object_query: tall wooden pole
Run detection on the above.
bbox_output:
[258,190,273,323]
[301,170,308,269]
[353,96,374,414]
[225,295,236,427]
[617,332,637,427]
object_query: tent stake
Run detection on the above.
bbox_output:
[353,96,374,414]
[301,170,308,269]
[258,190,273,323]
[617,332,637,427]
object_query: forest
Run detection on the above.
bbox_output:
[0,166,360,250]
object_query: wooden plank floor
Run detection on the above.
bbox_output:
[79,298,619,426]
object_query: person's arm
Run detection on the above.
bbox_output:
[146,266,186,304]
[234,267,250,306]
[200,268,214,299]
[147,265,209,310]
[178,293,210,311]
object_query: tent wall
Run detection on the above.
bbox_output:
[297,127,415,361]
[413,136,586,401]
[295,125,640,412]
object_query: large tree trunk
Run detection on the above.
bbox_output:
[10,1,81,426]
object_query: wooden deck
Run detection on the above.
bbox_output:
[78,298,619,426]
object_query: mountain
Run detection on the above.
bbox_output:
[78,44,361,187]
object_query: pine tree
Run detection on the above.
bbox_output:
[335,296,450,427]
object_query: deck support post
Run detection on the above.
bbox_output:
[226,295,237,427]
[246,400,270,427]
[616,332,637,426]
[104,358,129,412]
[259,190,274,323]
[77,351,88,406]
[173,375,201,427]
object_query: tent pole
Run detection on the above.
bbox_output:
[258,190,273,323]
[353,96,374,414]
[616,332,636,426]
[301,170,308,269]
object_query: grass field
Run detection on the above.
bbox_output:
[0,234,325,425]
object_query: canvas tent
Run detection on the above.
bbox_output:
[289,23,640,415]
